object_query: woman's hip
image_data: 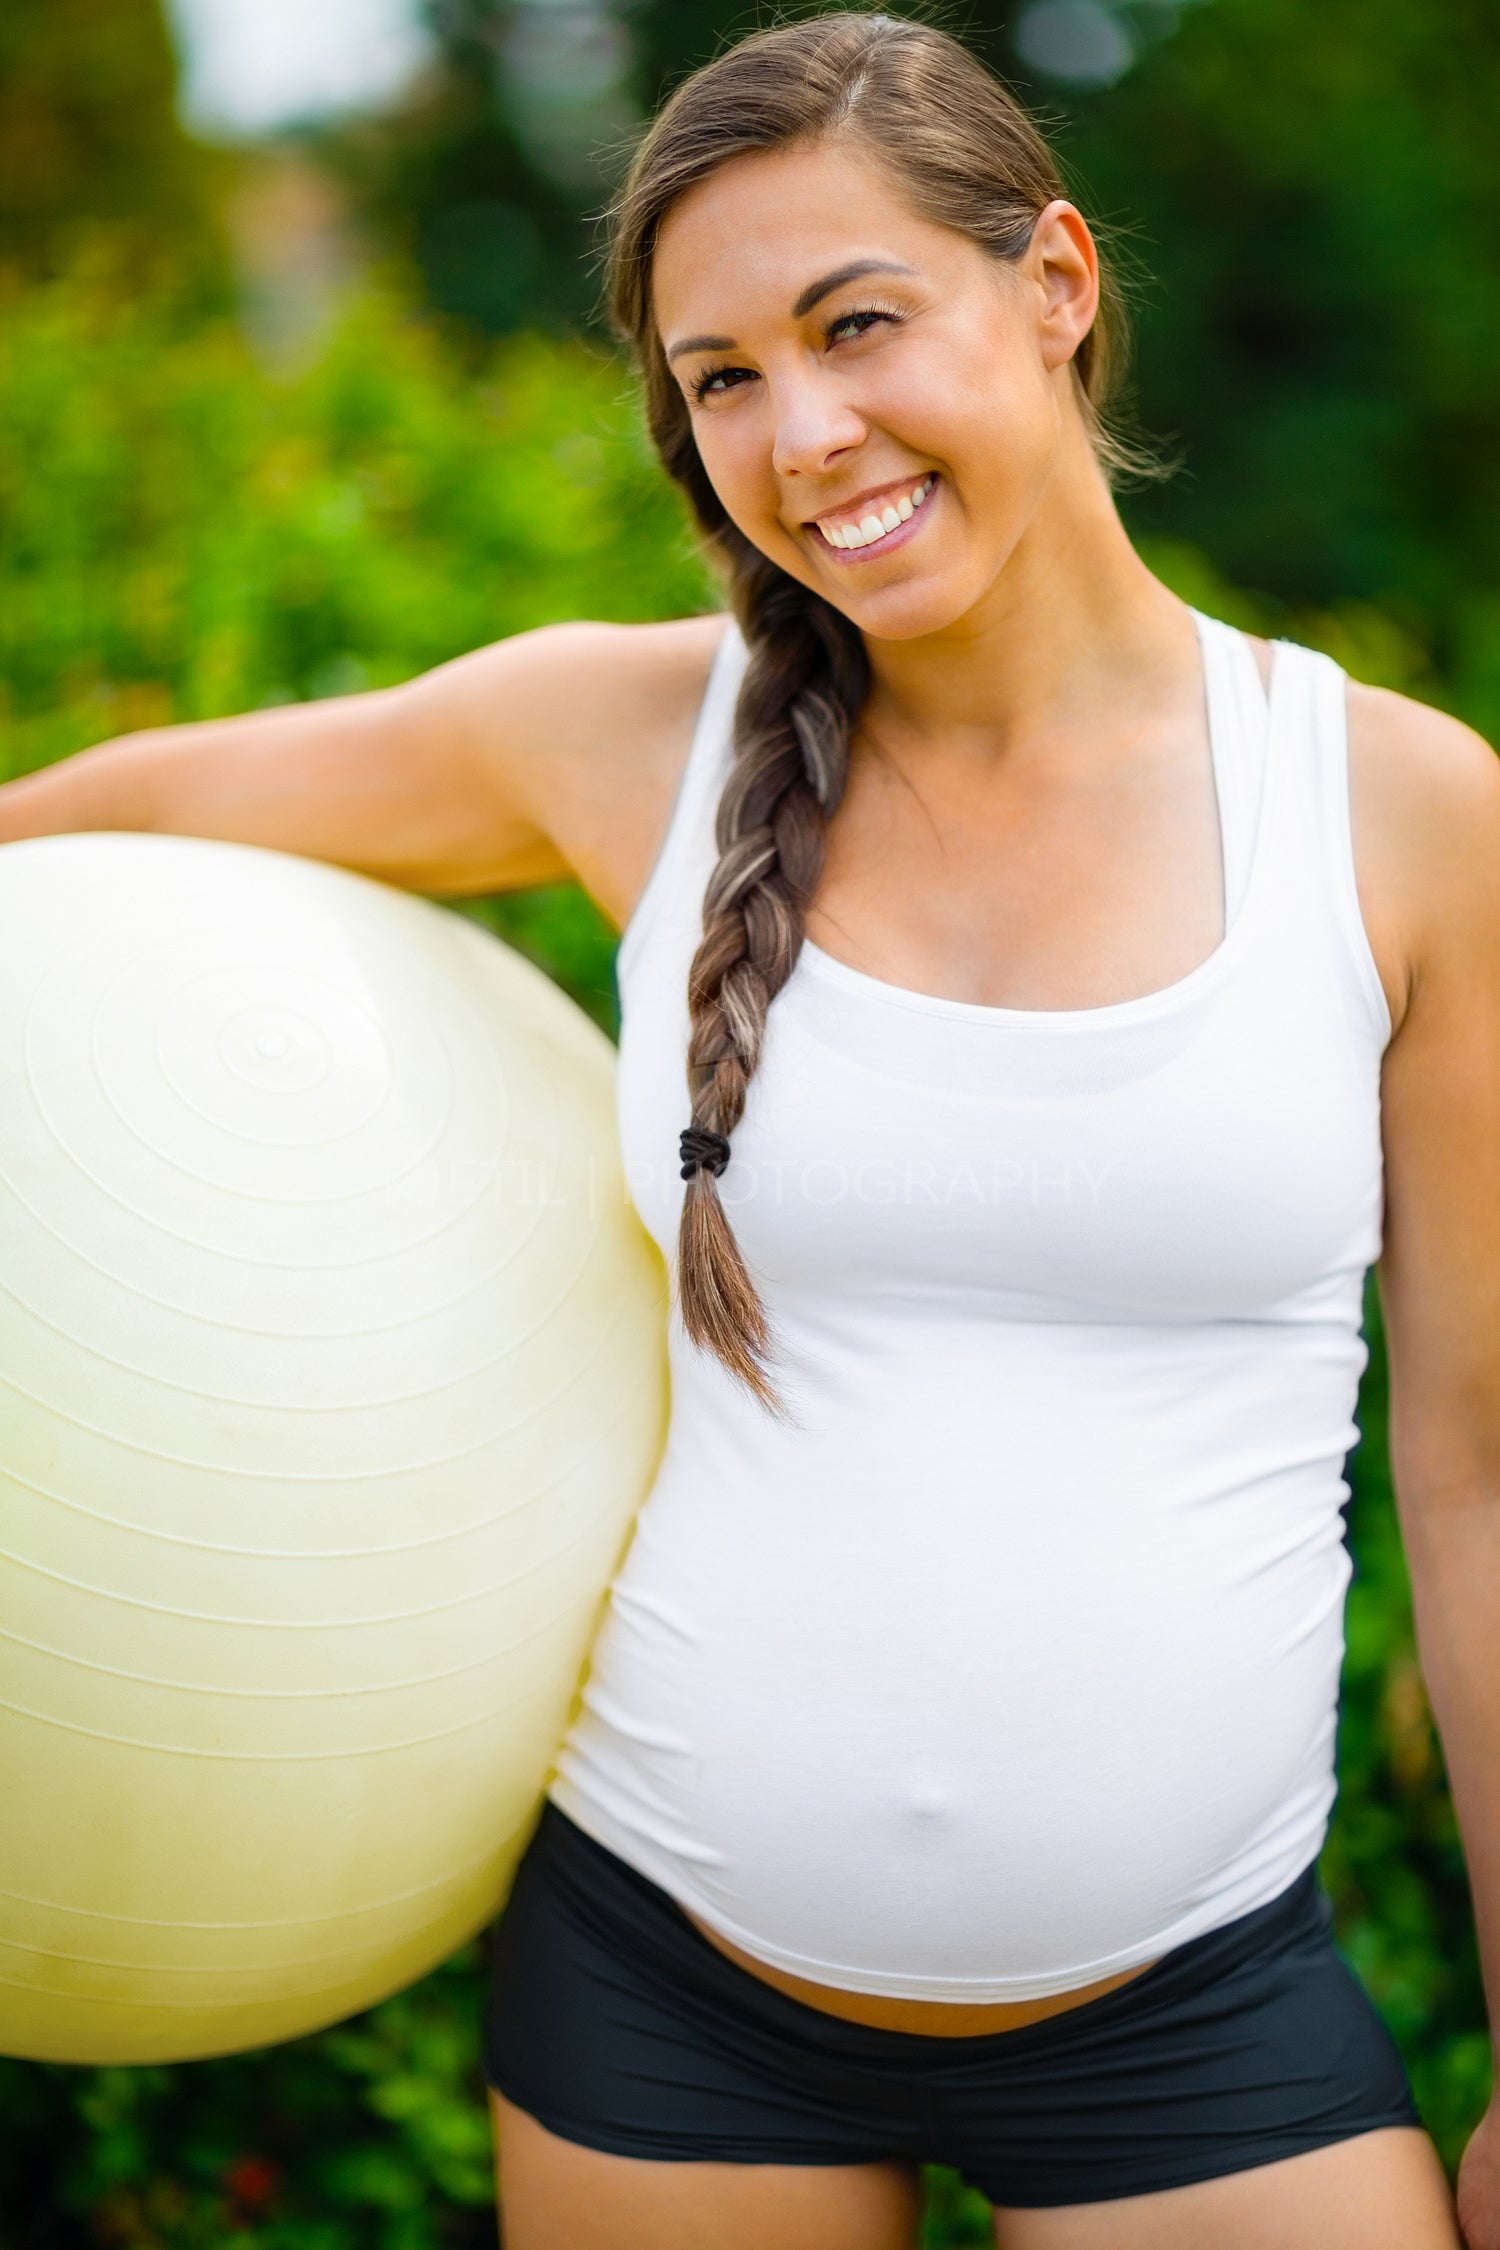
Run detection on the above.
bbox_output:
[481,1799,1421,2208]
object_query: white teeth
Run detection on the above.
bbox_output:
[817,476,934,551]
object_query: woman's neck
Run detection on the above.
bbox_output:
[858,442,1197,776]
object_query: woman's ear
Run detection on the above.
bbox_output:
[1028,199,1100,373]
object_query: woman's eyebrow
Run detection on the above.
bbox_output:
[664,259,919,364]
[666,329,734,363]
[790,259,916,318]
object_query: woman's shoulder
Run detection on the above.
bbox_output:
[511,610,732,691]
[1344,677,1500,1043]
[406,612,733,928]
[519,615,734,929]
[472,612,732,755]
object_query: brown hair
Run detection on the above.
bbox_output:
[608,10,1137,1416]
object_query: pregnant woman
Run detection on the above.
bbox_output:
[4,14,1498,2247]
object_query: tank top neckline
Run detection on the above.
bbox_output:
[796,609,1279,1034]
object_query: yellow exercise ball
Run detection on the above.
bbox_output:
[0,833,668,2065]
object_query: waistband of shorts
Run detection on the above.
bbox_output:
[528,1800,1330,2060]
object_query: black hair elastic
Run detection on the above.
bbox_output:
[679,1126,732,1182]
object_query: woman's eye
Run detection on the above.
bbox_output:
[827,307,898,345]
[691,364,753,404]
[688,306,901,403]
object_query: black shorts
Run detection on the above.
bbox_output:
[483,1800,1421,2209]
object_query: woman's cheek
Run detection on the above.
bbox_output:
[697,418,773,529]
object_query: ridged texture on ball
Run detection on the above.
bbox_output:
[0,835,668,2064]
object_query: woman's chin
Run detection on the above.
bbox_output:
[770,529,988,643]
[829,572,984,643]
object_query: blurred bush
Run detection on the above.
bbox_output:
[1061,0,1500,668]
[0,269,707,759]
[0,269,1491,2247]
[0,267,712,1031]
[0,0,228,295]
[0,1948,498,2250]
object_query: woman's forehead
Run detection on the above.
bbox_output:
[652,147,954,335]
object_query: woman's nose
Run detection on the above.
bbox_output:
[769,372,865,479]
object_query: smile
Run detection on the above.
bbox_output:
[811,475,937,557]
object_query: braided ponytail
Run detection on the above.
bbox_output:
[677,560,867,1414]
[607,12,1146,1411]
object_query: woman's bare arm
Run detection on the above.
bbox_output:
[1365,688,1500,2237]
[0,614,727,928]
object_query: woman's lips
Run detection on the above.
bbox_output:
[809,474,939,565]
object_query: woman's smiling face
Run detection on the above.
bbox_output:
[651,139,1102,644]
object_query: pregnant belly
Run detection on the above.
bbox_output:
[561,1502,1346,1997]
[559,1382,1352,1999]
[683,1909,1160,2035]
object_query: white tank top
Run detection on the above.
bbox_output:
[550,609,1392,2002]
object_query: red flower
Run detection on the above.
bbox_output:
[223,2155,281,2208]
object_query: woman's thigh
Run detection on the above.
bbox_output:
[991,2127,1459,2250]
[490,2092,924,2250]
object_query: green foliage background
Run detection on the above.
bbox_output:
[3,0,1500,2239]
